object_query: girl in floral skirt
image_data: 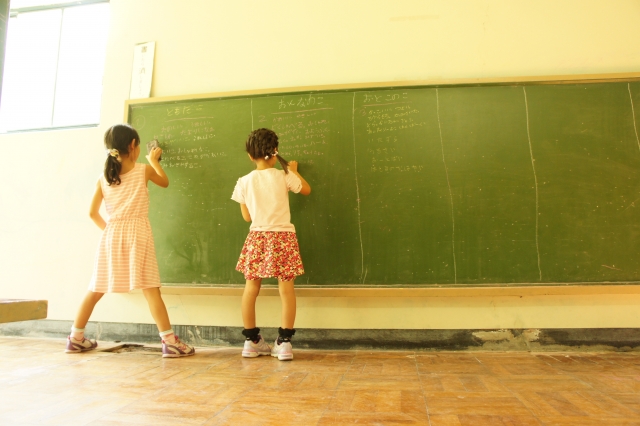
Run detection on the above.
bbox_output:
[231,128,311,361]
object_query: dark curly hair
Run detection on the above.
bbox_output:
[104,124,140,185]
[245,128,289,173]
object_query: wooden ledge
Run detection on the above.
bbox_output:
[125,71,640,115]
[146,284,640,298]
[0,299,48,323]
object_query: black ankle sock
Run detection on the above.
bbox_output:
[277,327,296,345]
[242,327,260,343]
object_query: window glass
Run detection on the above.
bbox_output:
[10,0,62,8]
[53,3,110,127]
[0,9,62,131]
[0,2,110,132]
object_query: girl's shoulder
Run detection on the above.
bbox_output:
[236,170,255,182]
[96,173,106,190]
[133,162,147,180]
[238,168,286,183]
[240,168,280,178]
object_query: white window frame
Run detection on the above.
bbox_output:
[1,0,110,133]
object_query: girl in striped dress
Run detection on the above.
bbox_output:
[66,124,194,358]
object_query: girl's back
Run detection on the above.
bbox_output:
[100,162,148,221]
[91,161,158,293]
[233,168,301,232]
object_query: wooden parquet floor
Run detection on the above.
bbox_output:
[0,336,639,425]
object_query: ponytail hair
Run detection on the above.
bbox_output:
[245,128,289,173]
[103,124,140,185]
[274,153,289,174]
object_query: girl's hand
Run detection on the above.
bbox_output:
[146,147,162,164]
[288,160,298,172]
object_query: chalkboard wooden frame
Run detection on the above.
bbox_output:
[125,72,640,114]
[125,72,640,296]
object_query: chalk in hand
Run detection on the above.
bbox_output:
[146,139,161,161]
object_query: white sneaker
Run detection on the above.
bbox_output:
[271,338,293,361]
[242,335,271,358]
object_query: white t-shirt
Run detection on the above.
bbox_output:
[231,168,302,232]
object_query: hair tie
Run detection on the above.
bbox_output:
[106,148,121,161]
[265,149,278,160]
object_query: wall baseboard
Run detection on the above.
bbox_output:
[2,320,639,352]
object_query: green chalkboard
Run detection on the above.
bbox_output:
[127,79,640,286]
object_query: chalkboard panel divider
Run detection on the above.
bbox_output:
[522,86,543,282]
[351,92,365,282]
[630,82,640,151]
[435,88,457,284]
[124,72,640,121]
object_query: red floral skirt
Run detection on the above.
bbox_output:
[236,231,304,282]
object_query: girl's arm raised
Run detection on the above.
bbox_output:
[89,180,106,230]
[288,161,311,195]
[146,147,169,188]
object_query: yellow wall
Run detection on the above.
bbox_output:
[1,0,640,329]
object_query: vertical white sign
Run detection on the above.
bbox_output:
[129,41,155,99]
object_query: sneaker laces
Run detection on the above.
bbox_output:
[174,336,189,351]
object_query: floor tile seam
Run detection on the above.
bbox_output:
[413,351,434,426]
[537,354,566,371]
[510,390,554,421]
[535,415,640,422]
[604,394,640,415]
[152,367,209,383]
[120,368,203,402]
[316,389,346,425]
[285,370,311,388]
[202,358,241,371]
[82,391,155,420]
[314,349,360,423]
[116,398,240,422]
[89,411,214,425]
[38,396,141,426]
[568,390,634,418]
[549,355,578,368]
[122,362,177,380]
[604,359,633,370]
[559,369,604,392]
[197,362,265,424]
[5,361,78,371]
[572,355,600,366]
[538,391,592,417]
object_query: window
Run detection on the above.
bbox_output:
[0,0,110,132]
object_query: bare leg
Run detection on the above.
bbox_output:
[142,287,171,332]
[278,279,296,329]
[72,291,104,335]
[242,279,262,329]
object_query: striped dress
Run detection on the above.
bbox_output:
[88,163,161,293]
